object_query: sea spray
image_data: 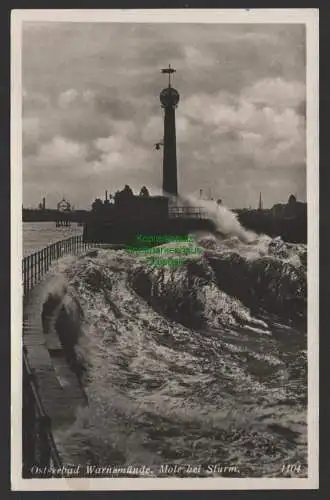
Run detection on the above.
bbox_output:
[178,195,257,243]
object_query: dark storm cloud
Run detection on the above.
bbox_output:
[93,93,139,120]
[22,21,306,209]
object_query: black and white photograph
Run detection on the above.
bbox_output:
[11,9,318,490]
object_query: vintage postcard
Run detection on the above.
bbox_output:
[11,8,319,491]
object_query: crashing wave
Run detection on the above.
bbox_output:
[35,206,307,475]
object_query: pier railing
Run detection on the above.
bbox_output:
[22,346,62,477]
[22,234,98,476]
[22,234,93,296]
[168,206,208,218]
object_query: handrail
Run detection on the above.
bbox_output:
[22,234,93,297]
[168,206,208,218]
[22,233,97,476]
[22,346,62,477]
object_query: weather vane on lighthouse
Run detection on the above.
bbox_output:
[158,64,180,197]
[161,63,176,87]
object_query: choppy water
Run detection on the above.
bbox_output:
[25,207,307,478]
[23,222,82,256]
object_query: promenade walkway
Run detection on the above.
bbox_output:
[22,235,98,473]
[23,276,86,434]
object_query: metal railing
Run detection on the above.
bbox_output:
[22,346,62,478]
[22,234,97,476]
[22,234,93,296]
[168,206,208,218]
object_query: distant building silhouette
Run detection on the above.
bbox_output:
[57,198,71,212]
[38,197,46,211]
[115,185,134,203]
[288,194,297,206]
[271,194,305,218]
[91,198,103,212]
[139,186,150,197]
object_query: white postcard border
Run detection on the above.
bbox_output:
[11,8,319,491]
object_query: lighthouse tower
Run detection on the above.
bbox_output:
[160,64,180,197]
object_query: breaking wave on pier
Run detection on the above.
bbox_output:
[41,206,307,478]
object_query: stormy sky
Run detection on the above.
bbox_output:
[22,22,306,209]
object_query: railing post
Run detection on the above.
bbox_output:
[25,258,28,293]
[31,255,34,288]
[41,249,44,276]
[31,255,33,288]
[26,255,31,290]
[24,257,27,295]
[22,350,36,478]
[31,254,33,288]
[39,415,51,469]
[34,253,37,286]
[22,259,26,296]
[37,251,40,281]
